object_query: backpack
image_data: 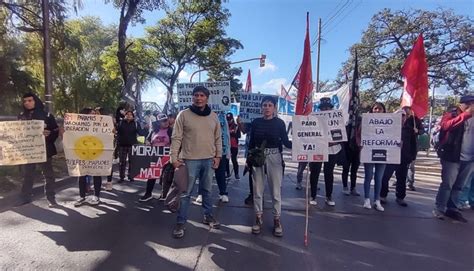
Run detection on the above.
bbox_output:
[247,140,267,167]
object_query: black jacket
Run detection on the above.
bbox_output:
[18,94,59,158]
[401,116,423,163]
[117,120,143,146]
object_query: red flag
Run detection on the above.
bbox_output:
[295,13,313,115]
[280,85,291,101]
[401,34,429,118]
[244,69,252,93]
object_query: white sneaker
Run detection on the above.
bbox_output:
[374,200,384,211]
[342,187,350,195]
[193,195,202,205]
[74,197,86,207]
[220,195,229,203]
[89,196,100,205]
[325,197,336,206]
[105,182,113,191]
[363,198,372,209]
[309,198,317,206]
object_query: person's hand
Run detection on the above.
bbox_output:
[467,104,474,114]
[413,127,419,134]
[58,127,65,137]
[236,116,241,124]
[173,160,184,169]
[212,157,221,169]
[43,129,51,137]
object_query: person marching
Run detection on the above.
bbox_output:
[116,110,143,183]
[308,97,342,207]
[362,102,387,211]
[16,93,60,207]
[248,96,292,237]
[139,114,173,202]
[215,113,231,202]
[226,112,241,181]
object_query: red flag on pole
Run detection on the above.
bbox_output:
[400,34,429,118]
[244,69,252,93]
[294,13,313,116]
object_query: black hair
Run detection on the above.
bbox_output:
[261,95,277,106]
[167,113,176,119]
[125,110,135,117]
[226,112,234,118]
[80,107,94,114]
[369,102,386,113]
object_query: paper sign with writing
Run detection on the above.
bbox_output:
[63,113,114,176]
[291,115,329,162]
[0,120,46,165]
[360,113,402,164]
[177,81,231,112]
[312,109,347,143]
[130,145,171,179]
[239,93,279,123]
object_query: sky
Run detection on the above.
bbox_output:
[72,0,473,105]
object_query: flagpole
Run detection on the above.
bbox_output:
[427,86,435,154]
[315,18,322,93]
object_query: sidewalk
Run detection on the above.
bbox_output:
[0,157,472,270]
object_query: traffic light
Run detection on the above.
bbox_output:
[260,54,266,67]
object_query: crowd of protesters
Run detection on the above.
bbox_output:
[9,89,474,240]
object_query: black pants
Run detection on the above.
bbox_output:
[342,147,360,190]
[309,154,337,199]
[380,162,409,199]
[119,145,132,180]
[145,179,157,196]
[21,158,55,201]
[227,147,239,177]
[79,176,102,198]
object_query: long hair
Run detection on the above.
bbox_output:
[369,102,386,113]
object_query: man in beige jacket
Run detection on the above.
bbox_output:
[170,86,222,238]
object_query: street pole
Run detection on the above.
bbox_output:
[42,0,53,113]
[428,86,435,136]
[315,18,322,93]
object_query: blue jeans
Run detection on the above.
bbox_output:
[459,176,474,205]
[177,159,214,224]
[215,157,228,195]
[436,160,474,212]
[364,163,386,200]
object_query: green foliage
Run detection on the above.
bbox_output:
[339,8,474,101]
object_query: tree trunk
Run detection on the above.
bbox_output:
[117,0,139,86]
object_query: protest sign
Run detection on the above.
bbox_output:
[312,109,347,143]
[0,120,46,165]
[177,81,231,112]
[291,115,328,162]
[63,113,114,176]
[313,84,350,123]
[130,145,171,179]
[360,113,402,164]
[239,93,278,123]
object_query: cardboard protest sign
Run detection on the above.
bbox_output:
[291,115,328,162]
[313,84,350,123]
[312,109,347,143]
[63,113,114,176]
[360,113,402,164]
[0,120,46,165]
[177,81,231,112]
[130,145,171,179]
[239,93,279,123]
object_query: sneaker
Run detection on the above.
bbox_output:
[118,179,124,183]
[380,197,387,204]
[408,184,416,191]
[391,181,397,187]
[220,195,229,203]
[251,215,263,234]
[74,197,87,207]
[374,200,384,211]
[350,188,360,196]
[47,198,59,208]
[172,223,185,239]
[273,218,283,237]
[225,174,231,180]
[309,198,317,206]
[459,201,471,210]
[396,198,408,207]
[15,197,32,207]
[89,196,100,205]
[193,195,202,205]
[325,197,336,206]
[342,187,350,196]
[235,175,240,181]
[296,183,303,190]
[158,194,166,201]
[432,209,445,220]
[139,194,153,202]
[203,215,220,229]
[445,210,468,223]
[244,194,253,205]
[363,198,372,209]
[105,182,113,191]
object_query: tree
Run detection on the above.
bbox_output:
[338,8,474,100]
[138,0,242,112]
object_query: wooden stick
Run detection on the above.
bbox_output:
[304,163,310,247]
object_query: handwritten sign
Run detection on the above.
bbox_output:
[63,113,114,176]
[0,120,46,165]
[312,109,347,143]
[177,81,231,112]
[291,115,328,162]
[239,93,279,123]
[130,145,171,179]
[360,113,402,164]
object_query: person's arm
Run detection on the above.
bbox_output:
[170,112,184,167]
[248,120,256,150]
[213,114,223,169]
[279,119,292,149]
[45,114,59,143]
